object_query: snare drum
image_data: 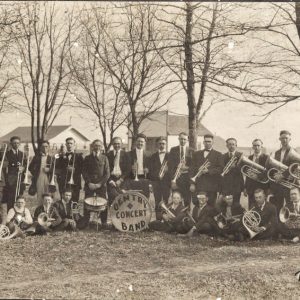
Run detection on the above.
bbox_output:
[84,196,108,212]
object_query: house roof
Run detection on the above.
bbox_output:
[0,125,90,143]
[167,114,213,136]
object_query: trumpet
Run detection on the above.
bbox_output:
[190,159,210,183]
[49,154,60,189]
[242,208,264,239]
[158,160,168,180]
[221,155,238,177]
[266,156,299,189]
[0,144,7,181]
[238,155,269,184]
[171,159,185,184]
[279,206,299,223]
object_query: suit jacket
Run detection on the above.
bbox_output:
[33,204,62,227]
[274,147,295,166]
[221,151,244,194]
[126,149,151,179]
[148,151,169,181]
[253,201,278,231]
[245,153,269,194]
[168,145,194,178]
[5,149,26,187]
[55,152,83,188]
[106,150,128,181]
[219,203,245,216]
[192,204,218,228]
[165,202,187,224]
[82,154,110,187]
[28,154,52,185]
[190,149,223,192]
[54,200,72,220]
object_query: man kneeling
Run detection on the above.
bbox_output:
[54,190,77,231]
[33,193,62,234]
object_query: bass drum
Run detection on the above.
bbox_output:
[110,191,152,233]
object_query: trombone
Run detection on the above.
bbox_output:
[49,153,60,191]
[64,150,76,189]
[0,144,7,181]
[221,155,238,177]
[23,145,30,186]
[190,159,210,183]
[14,148,25,203]
[134,160,139,181]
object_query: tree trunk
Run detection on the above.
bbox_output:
[184,3,197,150]
[296,3,300,41]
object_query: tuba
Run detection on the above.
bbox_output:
[221,154,239,177]
[266,156,300,189]
[287,149,300,180]
[242,208,263,239]
[0,144,7,182]
[238,155,269,184]
[190,159,210,183]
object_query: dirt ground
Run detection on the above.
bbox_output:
[1,229,300,300]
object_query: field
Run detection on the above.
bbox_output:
[1,229,300,300]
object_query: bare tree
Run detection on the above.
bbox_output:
[69,9,127,152]
[81,3,177,147]
[8,2,78,152]
[156,2,272,149]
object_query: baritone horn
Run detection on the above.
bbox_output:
[238,155,269,184]
[279,206,299,223]
[287,149,300,180]
[38,205,55,227]
[190,159,210,183]
[221,154,238,177]
[0,143,7,181]
[242,208,263,239]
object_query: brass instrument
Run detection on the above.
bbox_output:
[134,160,139,181]
[287,149,300,180]
[190,159,210,183]
[279,206,299,223]
[160,202,176,219]
[214,212,243,229]
[0,224,23,240]
[38,205,55,227]
[49,154,60,189]
[242,208,263,239]
[221,154,238,177]
[171,159,185,184]
[23,145,30,186]
[158,160,168,180]
[0,144,7,181]
[238,155,269,184]
[71,201,80,220]
[266,156,300,189]
[14,149,25,203]
[68,150,76,185]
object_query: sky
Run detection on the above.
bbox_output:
[1,1,300,150]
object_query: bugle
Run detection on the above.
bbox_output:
[190,159,210,183]
[0,144,7,181]
[238,155,269,184]
[221,155,238,177]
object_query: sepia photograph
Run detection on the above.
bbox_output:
[0,1,300,299]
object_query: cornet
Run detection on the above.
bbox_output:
[190,159,210,183]
[158,160,168,180]
[0,144,7,182]
[221,155,238,177]
[171,159,185,184]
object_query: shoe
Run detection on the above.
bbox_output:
[292,236,299,243]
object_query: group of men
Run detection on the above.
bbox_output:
[1,129,300,241]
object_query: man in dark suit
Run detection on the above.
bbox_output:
[3,136,27,211]
[168,132,194,206]
[54,190,77,231]
[82,139,110,226]
[106,137,127,220]
[221,138,244,204]
[269,130,299,213]
[190,134,223,206]
[148,137,170,219]
[244,139,269,209]
[184,192,220,237]
[250,189,278,240]
[55,137,83,203]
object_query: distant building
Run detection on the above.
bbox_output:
[0,125,90,154]
[128,111,234,153]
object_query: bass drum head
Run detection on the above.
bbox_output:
[110,191,152,233]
